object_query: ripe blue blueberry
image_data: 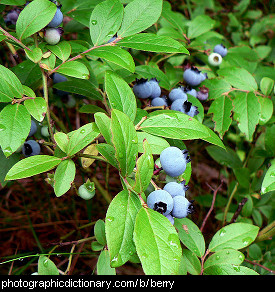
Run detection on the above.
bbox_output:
[197,85,209,101]
[4,9,20,26]
[165,213,174,225]
[133,78,152,99]
[171,99,199,117]
[160,146,191,177]
[213,44,227,57]
[199,72,208,82]
[52,73,68,97]
[47,6,63,28]
[168,87,187,102]
[171,196,194,218]
[208,53,222,66]
[28,120,37,137]
[44,27,63,45]
[147,189,173,216]
[163,181,189,198]
[148,78,161,99]
[151,97,168,107]
[182,86,197,98]
[22,140,41,157]
[183,67,202,87]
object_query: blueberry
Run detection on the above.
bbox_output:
[183,101,199,117]
[199,72,208,82]
[133,78,152,99]
[208,53,222,67]
[147,189,173,216]
[160,146,191,177]
[47,6,63,28]
[168,87,187,102]
[4,10,20,26]
[78,184,95,200]
[44,27,63,45]
[28,120,37,137]
[213,44,227,57]
[148,78,161,99]
[171,99,186,111]
[107,36,117,43]
[41,126,50,137]
[52,73,68,97]
[151,97,168,107]
[182,86,197,98]
[171,196,194,218]
[183,67,202,87]
[53,73,67,84]
[163,181,189,198]
[165,213,174,225]
[22,140,41,157]
[197,85,209,101]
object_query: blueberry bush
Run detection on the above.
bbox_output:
[0,0,274,275]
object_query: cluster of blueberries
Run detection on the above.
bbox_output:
[208,44,228,67]
[4,1,64,45]
[43,1,64,45]
[132,66,209,118]
[147,146,194,224]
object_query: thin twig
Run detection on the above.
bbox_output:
[200,181,224,232]
[0,26,31,51]
[244,259,275,274]
[229,197,248,224]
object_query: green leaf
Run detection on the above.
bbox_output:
[206,146,242,169]
[5,155,61,180]
[265,125,275,157]
[66,123,100,156]
[54,132,69,154]
[38,256,59,275]
[89,46,135,73]
[233,92,260,141]
[137,132,170,154]
[90,0,124,46]
[187,15,215,39]
[208,95,233,138]
[110,109,138,177]
[105,71,137,121]
[201,78,232,100]
[16,0,57,40]
[96,144,118,168]
[208,223,259,252]
[94,113,112,145]
[105,190,141,267]
[56,61,90,79]
[47,41,72,62]
[135,65,171,90]
[0,150,20,186]
[97,250,116,275]
[261,160,275,194]
[174,218,205,258]
[218,67,258,92]
[203,264,259,275]
[258,96,273,125]
[0,64,23,102]
[54,159,76,197]
[181,249,201,275]
[24,97,47,122]
[204,249,244,270]
[139,110,210,141]
[260,77,274,96]
[117,33,189,54]
[117,0,163,38]
[133,207,182,275]
[133,139,154,193]
[53,79,102,101]
[25,47,43,63]
[94,219,106,246]
[0,104,31,157]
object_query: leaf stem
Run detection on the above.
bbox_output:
[0,26,31,51]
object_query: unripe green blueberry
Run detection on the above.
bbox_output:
[78,183,95,200]
[44,27,62,45]
[208,52,222,66]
